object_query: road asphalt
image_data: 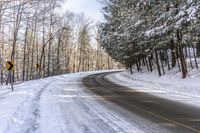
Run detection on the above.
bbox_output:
[82,72,200,133]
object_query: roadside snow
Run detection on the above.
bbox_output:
[0,77,57,133]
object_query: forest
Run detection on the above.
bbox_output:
[99,0,200,78]
[0,0,119,85]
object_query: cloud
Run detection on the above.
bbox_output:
[63,0,85,11]
[62,0,103,21]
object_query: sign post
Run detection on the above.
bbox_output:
[36,64,40,79]
[6,61,14,91]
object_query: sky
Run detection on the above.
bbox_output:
[62,0,103,22]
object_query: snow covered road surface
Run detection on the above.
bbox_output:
[0,71,144,133]
[1,70,200,133]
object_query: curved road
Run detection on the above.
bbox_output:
[82,72,200,133]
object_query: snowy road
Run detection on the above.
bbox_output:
[83,72,200,133]
[0,71,200,133]
[0,71,145,133]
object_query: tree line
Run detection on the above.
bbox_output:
[0,0,119,85]
[99,0,200,78]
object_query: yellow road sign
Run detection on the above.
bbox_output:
[36,64,40,69]
[6,61,14,71]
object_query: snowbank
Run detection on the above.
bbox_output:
[0,77,57,133]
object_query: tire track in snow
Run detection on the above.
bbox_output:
[4,78,57,133]
[35,76,71,133]
[59,76,144,133]
[31,78,58,133]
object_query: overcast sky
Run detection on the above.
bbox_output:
[62,0,103,22]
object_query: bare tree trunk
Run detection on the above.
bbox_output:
[177,30,187,78]
[26,43,30,81]
[196,34,200,57]
[16,50,19,81]
[159,50,165,75]
[148,55,153,72]
[57,30,63,75]
[188,46,193,69]
[155,50,161,76]
[77,44,82,72]
[107,54,110,70]
[39,13,46,78]
[22,23,29,81]
[144,56,149,71]
[170,39,176,68]
[47,8,53,76]
[165,49,171,71]
[0,53,3,85]
[30,36,35,79]
[9,0,24,85]
[192,43,198,69]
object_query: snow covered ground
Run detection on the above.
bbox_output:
[0,71,147,133]
[107,69,200,109]
[1,68,200,133]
